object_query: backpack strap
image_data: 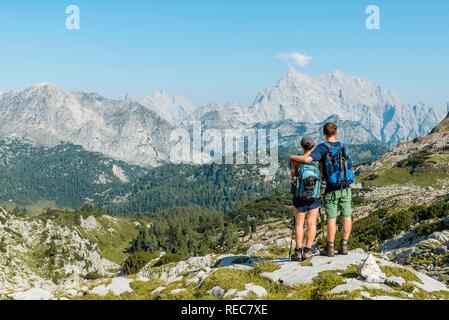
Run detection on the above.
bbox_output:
[324,141,343,156]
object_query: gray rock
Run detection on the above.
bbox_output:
[357,255,387,284]
[273,238,289,248]
[385,276,406,287]
[246,244,268,256]
[417,239,442,250]
[331,278,394,294]
[63,289,80,297]
[428,231,449,244]
[10,288,54,300]
[185,277,200,285]
[360,291,371,299]
[151,286,166,295]
[262,251,368,287]
[224,289,239,298]
[108,277,134,296]
[245,283,267,298]
[208,286,225,299]
[90,277,133,297]
[233,290,250,300]
[90,285,109,297]
[170,288,187,295]
[434,245,448,254]
[370,296,406,300]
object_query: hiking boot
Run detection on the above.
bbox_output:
[320,245,335,257]
[302,248,313,261]
[339,241,349,255]
[291,248,303,262]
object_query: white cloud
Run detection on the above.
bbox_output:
[276,51,312,68]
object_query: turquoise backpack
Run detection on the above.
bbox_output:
[295,163,322,201]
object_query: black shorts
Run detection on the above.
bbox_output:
[293,197,322,213]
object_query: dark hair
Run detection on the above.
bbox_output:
[300,137,315,151]
[323,122,338,137]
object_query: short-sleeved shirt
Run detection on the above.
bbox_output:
[311,141,343,192]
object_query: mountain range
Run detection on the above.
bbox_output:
[0,70,444,167]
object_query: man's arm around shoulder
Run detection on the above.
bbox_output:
[288,155,313,163]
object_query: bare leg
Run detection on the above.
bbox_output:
[342,217,352,241]
[306,209,319,248]
[294,210,306,249]
[327,218,337,243]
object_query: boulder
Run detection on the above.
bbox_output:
[357,255,386,284]
[10,288,54,300]
[434,246,448,254]
[273,238,289,248]
[151,286,166,295]
[385,276,406,287]
[63,289,80,297]
[90,285,109,297]
[262,250,368,286]
[246,244,268,256]
[90,277,133,297]
[170,288,187,295]
[245,283,267,298]
[108,277,133,296]
[208,286,225,299]
[224,289,239,298]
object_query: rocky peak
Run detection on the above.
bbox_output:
[139,90,196,125]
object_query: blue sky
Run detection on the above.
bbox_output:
[0,0,448,112]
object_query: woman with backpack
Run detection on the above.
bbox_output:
[290,136,322,262]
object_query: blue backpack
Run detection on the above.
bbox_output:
[324,142,355,190]
[295,163,322,201]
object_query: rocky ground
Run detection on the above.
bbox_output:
[4,245,448,301]
[0,207,144,299]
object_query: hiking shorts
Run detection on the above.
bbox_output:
[324,189,352,219]
[293,197,322,213]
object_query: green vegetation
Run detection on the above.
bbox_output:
[0,140,147,208]
[310,271,345,300]
[0,236,6,253]
[122,251,159,275]
[361,150,449,188]
[98,144,384,216]
[38,205,140,264]
[127,206,238,257]
[340,198,449,251]
[99,163,288,215]
[381,266,422,284]
[253,261,281,273]
[154,254,185,267]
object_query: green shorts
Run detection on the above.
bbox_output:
[323,189,352,220]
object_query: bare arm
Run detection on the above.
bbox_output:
[288,155,313,163]
[290,161,298,182]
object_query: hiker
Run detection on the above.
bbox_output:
[290,136,322,262]
[289,122,355,257]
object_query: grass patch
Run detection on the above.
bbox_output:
[309,271,345,300]
[381,266,422,284]
[300,260,313,267]
[253,261,280,274]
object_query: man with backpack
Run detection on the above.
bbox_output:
[289,122,355,257]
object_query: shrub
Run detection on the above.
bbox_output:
[122,251,158,275]
[310,271,345,300]
[84,271,103,280]
[381,210,414,240]
[153,253,185,267]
